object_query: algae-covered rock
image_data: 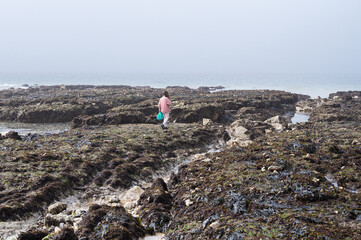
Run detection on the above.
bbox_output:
[137,178,172,233]
[76,204,145,240]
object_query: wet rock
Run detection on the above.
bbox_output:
[48,202,68,214]
[137,178,172,233]
[18,229,48,240]
[227,192,248,214]
[222,131,231,142]
[5,131,22,140]
[202,214,219,228]
[54,227,78,240]
[45,213,73,227]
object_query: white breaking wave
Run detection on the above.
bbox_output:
[0,83,18,89]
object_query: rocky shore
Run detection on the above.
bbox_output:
[0,86,360,239]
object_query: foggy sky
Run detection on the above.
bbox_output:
[0,0,360,74]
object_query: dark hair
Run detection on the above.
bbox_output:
[162,90,170,99]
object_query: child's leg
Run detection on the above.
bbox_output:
[163,113,170,127]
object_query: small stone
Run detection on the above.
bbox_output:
[185,199,193,206]
[312,178,320,183]
[261,167,266,172]
[203,118,213,126]
[268,165,284,171]
[48,202,67,214]
[209,221,220,229]
[54,227,61,234]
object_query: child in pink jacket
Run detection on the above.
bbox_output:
[158,90,171,129]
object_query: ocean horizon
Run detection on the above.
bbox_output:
[1,72,360,98]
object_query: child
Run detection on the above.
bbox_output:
[158,90,171,129]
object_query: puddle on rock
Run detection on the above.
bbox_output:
[0,122,70,135]
[291,113,309,124]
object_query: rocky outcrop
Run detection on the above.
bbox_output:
[76,204,145,240]
[329,91,361,100]
[172,104,226,123]
[309,97,361,122]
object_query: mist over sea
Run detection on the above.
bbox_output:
[1,72,360,98]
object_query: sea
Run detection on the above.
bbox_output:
[0,72,359,135]
[0,72,360,98]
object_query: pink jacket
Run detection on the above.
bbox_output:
[158,96,171,114]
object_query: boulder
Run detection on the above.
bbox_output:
[264,115,290,132]
[229,120,250,140]
[48,202,68,214]
[5,131,22,140]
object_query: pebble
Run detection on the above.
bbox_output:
[185,199,193,206]
[54,227,61,234]
[268,165,283,171]
[209,221,220,229]
[312,178,320,183]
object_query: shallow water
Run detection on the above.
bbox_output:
[291,113,309,124]
[0,122,70,135]
[0,214,41,240]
